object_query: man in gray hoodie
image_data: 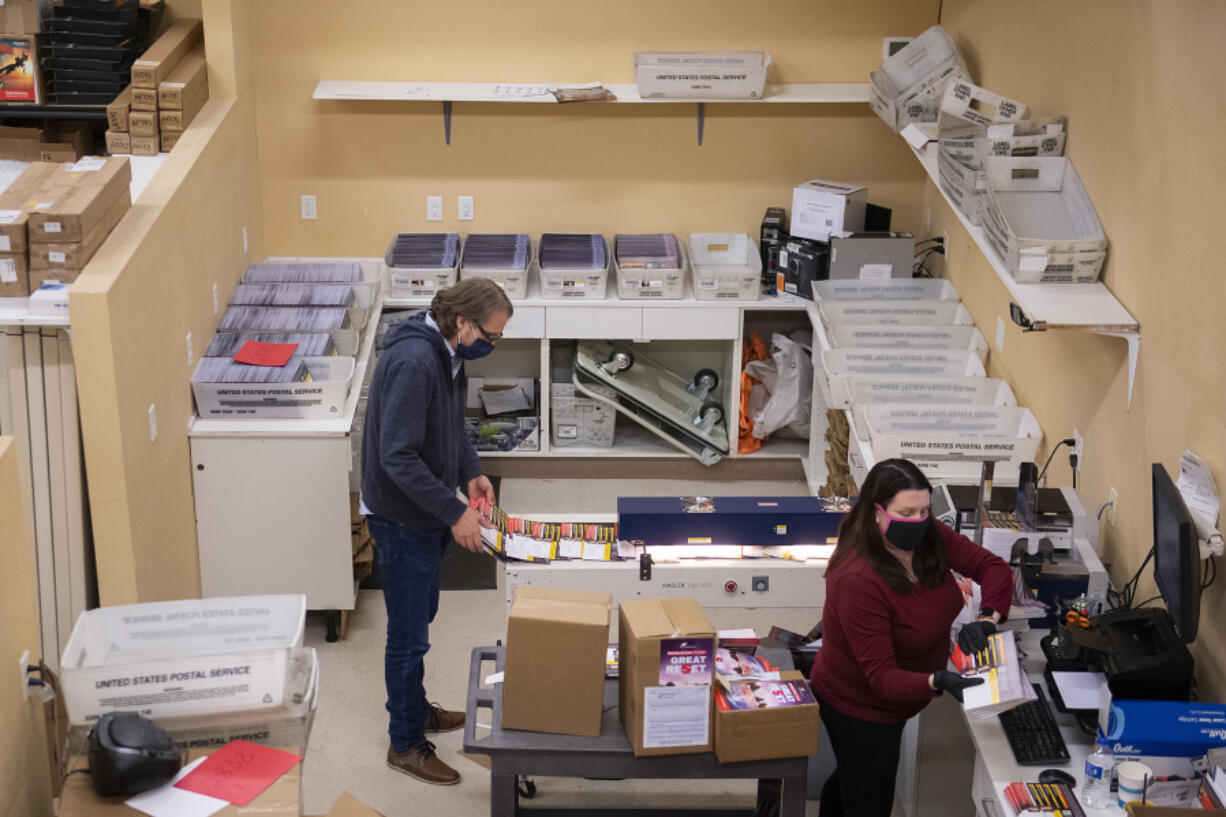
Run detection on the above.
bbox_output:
[362,277,513,785]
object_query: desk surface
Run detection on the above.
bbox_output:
[964,628,1114,817]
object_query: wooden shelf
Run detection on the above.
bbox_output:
[911,141,1140,408]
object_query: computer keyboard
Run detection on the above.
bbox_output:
[998,683,1070,766]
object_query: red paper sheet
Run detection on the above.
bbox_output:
[174,741,302,806]
[233,340,297,367]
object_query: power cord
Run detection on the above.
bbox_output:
[1036,438,1076,485]
[1106,546,1155,610]
[913,245,945,278]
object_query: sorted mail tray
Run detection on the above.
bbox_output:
[192,355,355,420]
[540,239,608,301]
[826,324,989,360]
[819,348,986,407]
[869,25,967,132]
[384,233,462,298]
[461,243,534,300]
[688,233,762,301]
[831,375,1016,410]
[980,156,1108,283]
[818,299,972,326]
[59,594,306,725]
[635,52,771,99]
[853,403,1042,480]
[813,278,960,302]
[614,236,686,300]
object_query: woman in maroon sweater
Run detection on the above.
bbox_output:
[810,459,1013,817]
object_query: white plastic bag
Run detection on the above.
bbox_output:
[744,331,814,439]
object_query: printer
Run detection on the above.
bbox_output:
[1068,608,1195,701]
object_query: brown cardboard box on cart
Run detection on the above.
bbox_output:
[29,189,129,271]
[501,586,612,737]
[618,597,716,757]
[0,252,29,297]
[712,670,821,763]
[27,156,132,243]
[0,161,58,253]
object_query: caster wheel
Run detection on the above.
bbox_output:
[691,368,719,392]
[699,401,724,425]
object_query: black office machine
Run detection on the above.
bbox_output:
[88,712,182,796]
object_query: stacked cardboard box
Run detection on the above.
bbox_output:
[105,18,203,156]
[0,157,131,296]
[0,123,86,163]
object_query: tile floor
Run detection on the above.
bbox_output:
[299,477,827,816]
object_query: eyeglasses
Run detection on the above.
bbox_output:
[474,321,503,343]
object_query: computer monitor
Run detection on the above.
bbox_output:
[1152,463,1200,643]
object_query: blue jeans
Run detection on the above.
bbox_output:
[367,514,451,753]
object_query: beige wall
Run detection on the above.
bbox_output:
[0,438,53,817]
[937,1,1226,695]
[71,0,265,605]
[247,1,935,255]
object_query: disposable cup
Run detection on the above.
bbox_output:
[1117,760,1153,808]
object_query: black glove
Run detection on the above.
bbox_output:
[957,619,997,654]
[932,670,984,703]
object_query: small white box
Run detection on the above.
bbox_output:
[551,382,617,448]
[635,52,771,100]
[791,179,868,242]
[192,356,355,420]
[59,595,307,725]
[979,156,1108,283]
[688,233,762,301]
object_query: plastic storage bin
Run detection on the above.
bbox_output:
[830,375,1015,410]
[539,236,609,300]
[635,52,771,99]
[869,25,967,132]
[193,356,355,420]
[818,299,972,326]
[813,278,959,302]
[825,324,989,360]
[59,595,307,725]
[852,403,1042,481]
[819,348,986,408]
[980,156,1108,283]
[614,234,687,300]
[551,382,618,448]
[383,234,462,298]
[460,241,534,301]
[688,233,762,301]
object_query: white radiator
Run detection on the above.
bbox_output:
[0,326,92,673]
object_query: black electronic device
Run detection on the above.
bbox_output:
[779,237,828,300]
[1038,768,1077,787]
[1016,461,1039,529]
[998,683,1070,766]
[760,207,787,288]
[88,712,181,796]
[865,202,892,231]
[947,484,1074,533]
[1152,462,1200,642]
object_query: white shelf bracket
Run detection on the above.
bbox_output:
[1094,329,1140,410]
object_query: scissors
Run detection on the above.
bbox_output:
[1064,609,1091,628]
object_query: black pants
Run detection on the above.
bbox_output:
[816,694,907,817]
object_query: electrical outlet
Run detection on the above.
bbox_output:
[458,195,474,221]
[186,331,193,367]
[1108,486,1119,527]
[300,194,317,220]
[19,650,29,701]
[148,404,158,443]
[212,283,219,315]
[242,225,248,255]
[1073,429,1085,469]
[995,316,1006,351]
[426,196,443,221]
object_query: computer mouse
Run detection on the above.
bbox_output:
[1038,768,1076,787]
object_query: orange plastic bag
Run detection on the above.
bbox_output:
[738,331,770,454]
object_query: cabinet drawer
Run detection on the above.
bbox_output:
[546,307,642,339]
[504,306,544,338]
[642,307,739,339]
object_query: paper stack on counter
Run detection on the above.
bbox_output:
[951,631,1035,719]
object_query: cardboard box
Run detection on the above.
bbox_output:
[0,252,29,297]
[0,35,40,104]
[618,597,716,757]
[27,156,133,244]
[158,43,206,108]
[131,17,203,88]
[128,108,159,137]
[30,191,129,270]
[58,747,302,817]
[0,123,42,160]
[29,268,80,289]
[130,85,158,111]
[0,0,42,34]
[107,86,131,131]
[39,142,80,162]
[130,133,159,156]
[791,179,868,243]
[159,80,206,130]
[712,670,821,763]
[0,161,59,252]
[160,130,180,152]
[327,792,388,817]
[1099,697,1226,762]
[502,587,612,737]
[105,129,131,155]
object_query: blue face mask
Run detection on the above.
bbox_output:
[456,337,495,360]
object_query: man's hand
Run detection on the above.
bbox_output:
[451,507,493,554]
[468,474,496,506]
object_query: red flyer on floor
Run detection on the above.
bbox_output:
[233,340,297,367]
[174,741,302,806]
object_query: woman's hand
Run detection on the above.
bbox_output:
[956,619,998,654]
[930,670,984,703]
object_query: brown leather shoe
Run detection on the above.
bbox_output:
[386,741,460,785]
[425,703,465,733]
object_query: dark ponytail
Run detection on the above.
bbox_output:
[430,278,514,337]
